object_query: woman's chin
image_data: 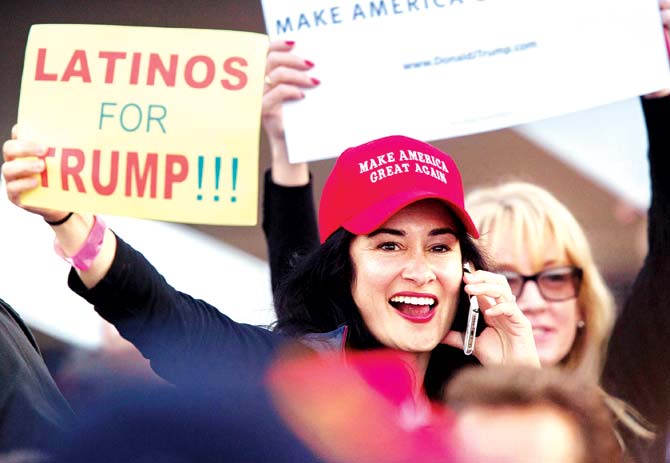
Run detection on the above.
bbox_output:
[536,348,565,367]
[394,337,441,354]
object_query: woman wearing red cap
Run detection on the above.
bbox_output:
[3,132,539,414]
[270,133,540,396]
[261,4,670,455]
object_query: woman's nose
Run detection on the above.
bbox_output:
[401,253,436,286]
[516,280,549,313]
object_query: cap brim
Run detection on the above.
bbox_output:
[342,190,479,239]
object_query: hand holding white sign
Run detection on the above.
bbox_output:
[262,40,319,186]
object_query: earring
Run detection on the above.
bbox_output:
[577,320,585,329]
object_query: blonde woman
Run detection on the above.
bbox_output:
[464,181,657,454]
[465,183,613,381]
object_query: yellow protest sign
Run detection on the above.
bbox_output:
[18,24,268,225]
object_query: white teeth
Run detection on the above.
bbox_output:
[390,296,436,306]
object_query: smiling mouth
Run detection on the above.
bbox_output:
[389,295,436,322]
[532,327,554,340]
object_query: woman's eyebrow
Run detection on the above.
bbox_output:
[367,228,404,238]
[367,227,457,238]
[429,227,457,236]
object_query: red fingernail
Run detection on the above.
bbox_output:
[305,59,314,68]
[285,40,295,46]
[311,77,320,85]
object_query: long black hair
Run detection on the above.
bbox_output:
[273,224,489,399]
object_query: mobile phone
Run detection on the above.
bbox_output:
[462,262,479,356]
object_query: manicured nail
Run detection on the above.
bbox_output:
[299,91,305,99]
[304,59,314,68]
[310,77,320,85]
[35,145,46,155]
[285,40,295,46]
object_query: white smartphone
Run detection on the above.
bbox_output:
[462,262,479,355]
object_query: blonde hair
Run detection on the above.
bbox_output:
[465,182,654,446]
[465,182,614,380]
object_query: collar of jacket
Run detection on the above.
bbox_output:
[300,325,348,352]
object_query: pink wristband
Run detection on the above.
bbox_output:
[54,215,106,271]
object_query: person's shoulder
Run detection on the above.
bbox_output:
[0,297,40,353]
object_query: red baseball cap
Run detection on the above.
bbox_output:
[318,135,479,243]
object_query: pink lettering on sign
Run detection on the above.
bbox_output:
[40,147,189,199]
[34,48,249,90]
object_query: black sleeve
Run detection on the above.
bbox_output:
[68,235,290,388]
[602,95,670,456]
[0,299,75,451]
[261,170,320,294]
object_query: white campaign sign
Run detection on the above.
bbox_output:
[261,0,670,162]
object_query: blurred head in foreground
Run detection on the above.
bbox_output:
[445,366,621,463]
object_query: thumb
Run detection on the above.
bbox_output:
[440,330,465,349]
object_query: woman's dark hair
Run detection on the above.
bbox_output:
[273,219,489,399]
[274,228,380,349]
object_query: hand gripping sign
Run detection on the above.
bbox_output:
[18,24,268,225]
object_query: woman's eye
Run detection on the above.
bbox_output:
[545,274,569,283]
[378,242,400,251]
[430,244,450,253]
